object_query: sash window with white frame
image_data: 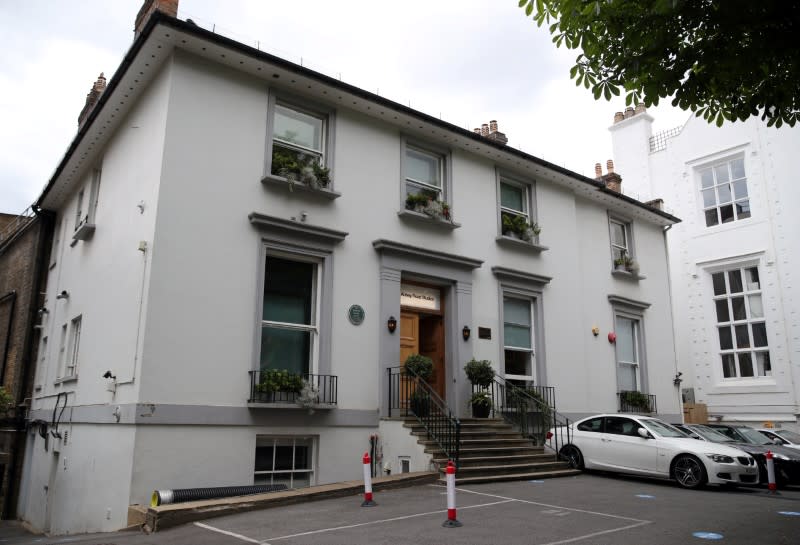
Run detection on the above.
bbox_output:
[271,103,327,177]
[499,178,532,234]
[260,256,319,375]
[65,315,82,378]
[404,145,444,201]
[712,266,770,378]
[503,296,535,385]
[609,218,631,263]
[254,436,314,488]
[615,315,640,391]
[699,157,750,227]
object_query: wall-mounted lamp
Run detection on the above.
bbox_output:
[462,326,471,341]
[673,372,683,386]
[56,290,69,300]
[387,316,397,333]
[102,370,116,380]
[607,332,617,344]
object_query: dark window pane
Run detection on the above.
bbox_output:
[702,188,716,207]
[500,182,525,212]
[504,349,530,376]
[718,326,733,350]
[738,353,754,377]
[260,327,311,374]
[731,297,746,320]
[735,325,750,348]
[721,354,736,378]
[274,446,295,470]
[736,200,751,219]
[578,417,604,432]
[263,257,313,323]
[728,270,743,293]
[255,446,274,472]
[717,183,732,204]
[745,267,760,290]
[294,445,310,470]
[714,299,730,323]
[712,272,727,295]
[733,180,748,199]
[720,204,734,223]
[752,322,768,347]
[705,208,719,227]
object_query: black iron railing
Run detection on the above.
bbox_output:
[387,366,460,466]
[248,371,337,405]
[617,391,657,414]
[475,377,572,462]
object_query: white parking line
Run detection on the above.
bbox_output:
[538,521,652,545]
[194,522,263,544]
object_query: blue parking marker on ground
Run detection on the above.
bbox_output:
[693,532,724,540]
[636,494,656,499]
[778,511,800,516]
[528,480,545,483]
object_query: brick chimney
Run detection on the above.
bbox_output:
[135,0,179,38]
[485,120,508,145]
[595,159,622,192]
[78,73,107,128]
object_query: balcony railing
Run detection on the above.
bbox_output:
[248,371,337,406]
[617,391,657,414]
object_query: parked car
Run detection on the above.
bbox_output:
[705,423,800,486]
[757,428,800,451]
[551,414,758,489]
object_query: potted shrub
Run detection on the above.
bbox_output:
[469,391,492,418]
[257,369,304,402]
[501,212,541,241]
[410,389,431,417]
[614,250,638,273]
[404,354,433,381]
[621,390,651,412]
[405,194,452,222]
[271,148,331,190]
[464,358,495,388]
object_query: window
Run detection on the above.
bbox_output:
[609,218,631,263]
[615,315,641,391]
[57,324,67,378]
[605,416,640,437]
[260,256,318,375]
[577,417,604,432]
[74,189,85,231]
[712,266,770,378]
[50,219,62,268]
[404,145,444,202]
[65,316,82,377]
[73,168,101,240]
[497,175,539,242]
[37,337,47,388]
[503,296,535,385]
[254,436,314,488]
[267,98,332,190]
[699,157,750,227]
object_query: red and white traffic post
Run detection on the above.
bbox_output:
[766,450,777,494]
[361,452,377,506]
[442,460,462,527]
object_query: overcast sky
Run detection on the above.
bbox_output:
[0,0,691,214]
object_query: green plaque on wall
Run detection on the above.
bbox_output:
[348,304,365,325]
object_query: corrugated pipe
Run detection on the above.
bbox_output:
[151,484,288,506]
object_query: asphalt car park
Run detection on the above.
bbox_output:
[2,474,799,545]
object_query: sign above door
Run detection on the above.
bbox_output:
[400,284,440,311]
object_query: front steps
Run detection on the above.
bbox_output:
[405,417,580,485]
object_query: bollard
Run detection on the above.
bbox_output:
[766,450,777,494]
[362,452,377,506]
[442,460,462,527]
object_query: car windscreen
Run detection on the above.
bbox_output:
[643,419,686,438]
[690,425,736,443]
[776,430,800,443]
[736,427,773,445]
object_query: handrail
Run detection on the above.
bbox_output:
[387,366,460,466]
[478,376,572,463]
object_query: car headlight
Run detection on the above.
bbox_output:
[705,454,735,463]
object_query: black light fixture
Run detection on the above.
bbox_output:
[462,325,471,341]
[387,316,397,333]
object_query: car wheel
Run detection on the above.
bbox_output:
[560,445,584,470]
[672,454,707,489]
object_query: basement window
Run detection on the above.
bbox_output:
[254,436,315,488]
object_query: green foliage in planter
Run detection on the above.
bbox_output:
[257,369,304,394]
[621,390,651,411]
[404,354,434,381]
[405,193,431,209]
[405,194,452,221]
[501,212,541,241]
[469,391,493,408]
[0,387,14,415]
[271,148,331,189]
[464,358,495,387]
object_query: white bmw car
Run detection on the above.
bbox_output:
[552,414,759,489]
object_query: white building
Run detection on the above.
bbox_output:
[610,106,800,430]
[18,2,679,534]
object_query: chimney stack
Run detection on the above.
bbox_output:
[474,119,508,145]
[78,73,107,128]
[595,159,622,192]
[481,124,489,137]
[613,104,646,124]
[135,0,179,39]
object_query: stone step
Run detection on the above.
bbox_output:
[426,445,544,457]
[444,460,566,477]
[438,468,581,486]
[409,429,521,438]
[433,453,555,467]
[418,438,533,448]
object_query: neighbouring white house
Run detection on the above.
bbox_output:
[610,105,800,431]
[18,1,680,534]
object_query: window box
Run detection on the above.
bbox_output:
[397,208,460,229]
[611,269,646,281]
[261,173,341,200]
[248,371,337,409]
[72,217,95,241]
[495,235,548,253]
[618,391,656,414]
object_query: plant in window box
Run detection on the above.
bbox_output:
[272,148,331,190]
[469,391,493,418]
[256,369,304,402]
[404,194,452,222]
[621,390,651,412]
[614,250,638,273]
[501,212,541,242]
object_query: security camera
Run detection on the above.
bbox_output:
[102,370,116,380]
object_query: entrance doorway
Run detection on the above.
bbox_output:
[399,310,446,399]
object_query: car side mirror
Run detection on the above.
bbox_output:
[637,427,651,439]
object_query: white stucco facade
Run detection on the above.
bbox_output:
[610,108,800,431]
[19,15,679,534]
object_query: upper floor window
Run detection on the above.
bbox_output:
[73,168,101,241]
[268,99,332,190]
[609,217,638,274]
[65,315,82,378]
[498,177,540,242]
[401,138,453,223]
[699,157,750,227]
[74,189,85,231]
[712,266,770,379]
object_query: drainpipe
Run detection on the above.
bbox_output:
[662,224,682,422]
